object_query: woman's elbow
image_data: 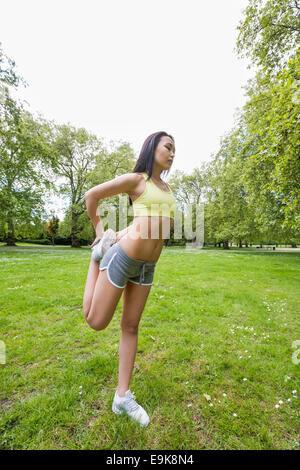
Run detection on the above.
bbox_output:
[84,190,98,202]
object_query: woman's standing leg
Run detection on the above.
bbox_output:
[82,195,104,319]
[117,282,152,396]
[83,226,133,323]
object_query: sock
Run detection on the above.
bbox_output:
[117,390,129,398]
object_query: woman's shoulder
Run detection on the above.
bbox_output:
[126,172,148,198]
[135,171,149,180]
[125,172,145,183]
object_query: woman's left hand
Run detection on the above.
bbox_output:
[115,230,124,243]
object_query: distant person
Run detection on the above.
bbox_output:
[83,131,177,426]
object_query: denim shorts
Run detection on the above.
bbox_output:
[99,241,157,289]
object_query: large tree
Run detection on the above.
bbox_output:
[232,0,300,240]
[238,52,300,231]
[0,44,56,246]
[0,106,56,245]
[235,0,300,75]
[48,124,104,247]
[50,124,136,247]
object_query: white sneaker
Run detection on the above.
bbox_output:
[112,390,150,426]
[91,229,116,262]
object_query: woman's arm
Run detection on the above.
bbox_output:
[84,173,140,235]
[84,197,104,236]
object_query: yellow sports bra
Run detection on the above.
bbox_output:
[132,172,177,219]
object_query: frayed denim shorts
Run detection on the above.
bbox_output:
[99,241,157,289]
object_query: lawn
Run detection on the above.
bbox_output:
[0,243,299,450]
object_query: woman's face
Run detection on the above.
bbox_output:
[154,136,175,171]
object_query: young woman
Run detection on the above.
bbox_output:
[83,131,177,426]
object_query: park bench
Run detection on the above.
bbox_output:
[256,246,276,250]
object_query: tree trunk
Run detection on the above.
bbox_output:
[71,211,81,248]
[5,213,16,246]
[245,242,248,247]
[223,240,229,249]
[239,239,242,248]
[291,243,296,248]
[71,233,81,248]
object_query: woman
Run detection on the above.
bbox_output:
[83,131,177,426]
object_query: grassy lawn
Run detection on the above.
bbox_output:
[0,243,299,450]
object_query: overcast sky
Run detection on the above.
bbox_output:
[1,0,255,219]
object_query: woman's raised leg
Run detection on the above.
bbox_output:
[82,192,127,330]
[82,253,125,331]
[83,254,101,319]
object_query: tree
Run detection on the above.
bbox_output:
[238,51,300,232]
[47,124,103,248]
[235,0,300,76]
[167,167,208,245]
[50,125,136,247]
[233,0,300,240]
[45,212,60,245]
[0,97,54,245]
[0,41,28,88]
[86,140,137,237]
[0,44,57,246]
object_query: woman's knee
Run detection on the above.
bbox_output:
[85,312,109,331]
[83,304,90,320]
[86,319,107,331]
[120,321,140,335]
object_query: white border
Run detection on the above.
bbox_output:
[99,252,126,289]
[127,280,153,286]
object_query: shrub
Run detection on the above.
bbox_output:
[21,239,52,245]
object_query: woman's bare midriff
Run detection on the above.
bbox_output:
[119,216,173,262]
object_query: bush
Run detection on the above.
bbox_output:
[172,239,186,246]
[53,235,89,246]
[53,235,72,245]
[21,239,52,245]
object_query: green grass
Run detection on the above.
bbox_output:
[0,243,299,450]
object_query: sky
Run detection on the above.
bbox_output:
[1,0,255,219]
